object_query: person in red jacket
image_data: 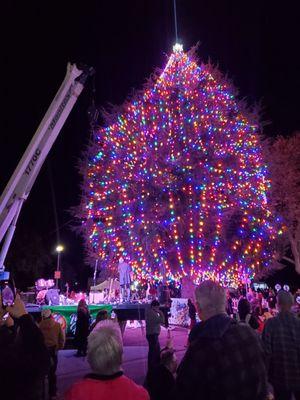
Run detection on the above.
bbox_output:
[65,320,149,400]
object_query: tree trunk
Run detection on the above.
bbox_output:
[282,256,295,265]
[289,234,300,274]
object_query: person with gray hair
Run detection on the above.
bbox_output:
[65,321,149,400]
[188,279,227,343]
[176,280,268,400]
[195,279,227,317]
[262,290,300,400]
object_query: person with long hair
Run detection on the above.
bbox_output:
[90,309,108,332]
[74,299,90,357]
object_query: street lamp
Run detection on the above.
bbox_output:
[55,245,64,289]
[56,245,64,253]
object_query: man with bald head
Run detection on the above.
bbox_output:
[262,290,300,400]
[176,280,267,400]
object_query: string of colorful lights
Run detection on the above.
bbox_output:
[79,45,279,287]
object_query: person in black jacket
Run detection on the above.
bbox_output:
[0,294,50,400]
[145,347,177,400]
[176,281,267,400]
[187,298,196,329]
[74,299,90,356]
[237,297,259,330]
[158,284,172,329]
[226,290,234,316]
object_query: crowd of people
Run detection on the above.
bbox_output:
[0,282,300,400]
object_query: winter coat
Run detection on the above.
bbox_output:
[39,317,65,351]
[145,308,164,335]
[146,364,175,400]
[0,314,50,400]
[177,313,267,400]
[74,309,90,347]
[262,311,300,390]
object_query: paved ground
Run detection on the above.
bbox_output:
[57,325,188,397]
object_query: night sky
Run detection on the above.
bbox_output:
[2,1,300,287]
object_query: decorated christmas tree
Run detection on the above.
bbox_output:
[78,45,278,287]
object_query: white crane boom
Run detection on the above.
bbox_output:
[0,63,94,270]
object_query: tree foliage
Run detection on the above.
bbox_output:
[77,48,277,286]
[265,132,300,274]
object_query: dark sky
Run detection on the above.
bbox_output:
[2,1,300,284]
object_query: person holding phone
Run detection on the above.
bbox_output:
[0,294,50,400]
[1,283,15,306]
[0,271,16,307]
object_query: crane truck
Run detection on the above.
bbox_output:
[0,63,94,278]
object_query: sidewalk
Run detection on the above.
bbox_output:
[57,325,188,396]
